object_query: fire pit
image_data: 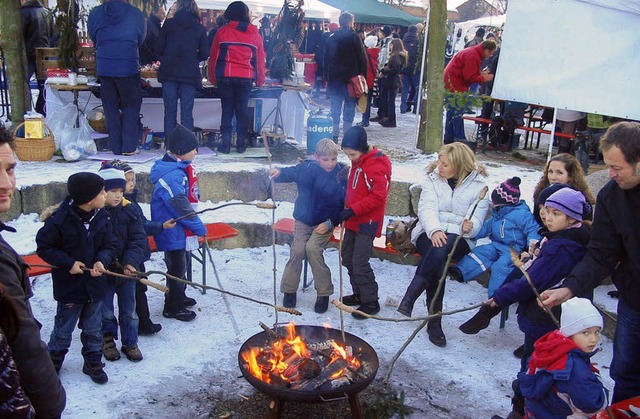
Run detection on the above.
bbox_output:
[238,324,379,418]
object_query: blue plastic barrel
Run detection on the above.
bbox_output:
[306,111,333,153]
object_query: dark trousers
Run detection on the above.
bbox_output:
[218,77,252,148]
[385,87,398,122]
[27,61,46,115]
[100,75,142,155]
[376,78,388,118]
[341,229,377,303]
[164,250,190,312]
[611,298,640,403]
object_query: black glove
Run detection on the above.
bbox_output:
[338,209,355,223]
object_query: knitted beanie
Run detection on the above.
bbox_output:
[536,183,569,208]
[491,177,521,207]
[106,159,133,174]
[364,35,378,49]
[167,124,199,156]
[381,25,392,37]
[545,188,588,221]
[98,164,127,191]
[68,172,104,205]
[341,126,369,153]
[560,297,603,337]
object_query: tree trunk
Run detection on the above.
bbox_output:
[416,0,446,153]
[0,0,31,128]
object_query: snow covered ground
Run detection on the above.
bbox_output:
[4,150,618,418]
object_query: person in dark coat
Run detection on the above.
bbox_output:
[36,172,118,384]
[378,38,407,128]
[324,13,367,142]
[207,15,226,53]
[156,0,209,140]
[0,124,65,417]
[312,22,336,97]
[139,5,165,66]
[21,0,53,115]
[400,25,420,114]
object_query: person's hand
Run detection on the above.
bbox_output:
[163,219,177,230]
[338,209,355,223]
[539,287,574,309]
[430,230,447,247]
[482,73,494,82]
[69,261,85,275]
[520,251,531,262]
[90,261,106,277]
[314,223,329,234]
[268,168,280,179]
[487,298,498,308]
[123,264,137,276]
[461,219,473,234]
[528,239,539,255]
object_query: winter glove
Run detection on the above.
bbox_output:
[338,209,355,223]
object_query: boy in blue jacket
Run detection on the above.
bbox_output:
[269,139,348,313]
[519,297,608,418]
[449,177,540,297]
[36,172,118,384]
[98,164,147,363]
[150,125,206,322]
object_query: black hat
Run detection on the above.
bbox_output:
[537,183,569,208]
[341,126,368,153]
[381,26,392,37]
[408,25,418,33]
[68,172,104,205]
[167,124,199,156]
[491,177,521,207]
[476,27,486,37]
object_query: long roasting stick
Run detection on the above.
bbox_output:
[171,201,276,222]
[261,132,280,325]
[333,300,483,322]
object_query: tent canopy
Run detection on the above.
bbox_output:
[492,0,640,121]
[318,0,424,26]
[195,0,341,20]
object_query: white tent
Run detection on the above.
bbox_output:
[492,0,640,121]
[449,14,506,57]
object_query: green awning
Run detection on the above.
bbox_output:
[318,0,424,26]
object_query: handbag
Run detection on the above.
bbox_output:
[347,74,368,99]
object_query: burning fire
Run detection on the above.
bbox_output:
[241,322,362,387]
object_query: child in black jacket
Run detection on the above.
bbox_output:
[36,172,117,384]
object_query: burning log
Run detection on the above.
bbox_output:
[291,358,349,391]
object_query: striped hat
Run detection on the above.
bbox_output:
[491,177,521,207]
[98,163,127,191]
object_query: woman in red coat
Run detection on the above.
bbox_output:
[357,34,380,127]
[208,1,265,154]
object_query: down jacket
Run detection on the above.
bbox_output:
[36,198,118,303]
[150,155,207,251]
[0,328,35,418]
[344,148,392,237]
[443,43,486,93]
[411,169,489,249]
[125,190,164,263]
[0,224,66,418]
[103,198,147,270]
[208,20,265,86]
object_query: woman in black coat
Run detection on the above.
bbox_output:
[378,38,407,128]
[156,0,209,141]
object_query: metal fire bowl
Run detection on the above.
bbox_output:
[238,325,379,403]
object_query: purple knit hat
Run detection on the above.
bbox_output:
[491,177,521,207]
[545,188,588,221]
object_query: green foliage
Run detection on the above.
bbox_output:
[363,389,414,419]
[54,0,80,71]
[444,90,489,112]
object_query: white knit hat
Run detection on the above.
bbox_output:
[560,297,603,337]
[364,35,378,49]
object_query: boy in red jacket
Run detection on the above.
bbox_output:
[338,126,392,319]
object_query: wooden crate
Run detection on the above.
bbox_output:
[35,47,96,80]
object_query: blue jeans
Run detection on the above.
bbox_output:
[218,77,252,148]
[400,73,419,112]
[162,81,196,138]
[164,250,190,312]
[100,75,143,155]
[444,101,465,144]
[611,298,640,403]
[102,278,138,347]
[48,301,103,363]
[329,83,356,138]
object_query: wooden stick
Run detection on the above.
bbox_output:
[333,300,483,322]
[337,225,346,344]
[509,247,560,328]
[172,201,276,222]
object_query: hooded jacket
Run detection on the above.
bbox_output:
[492,225,590,339]
[208,20,265,86]
[88,0,146,78]
[21,0,53,64]
[274,160,348,227]
[402,30,419,76]
[156,10,209,88]
[443,43,486,93]
[344,148,392,237]
[150,154,207,251]
[475,200,540,250]
[411,169,489,250]
[324,27,367,93]
[36,198,118,303]
[103,198,147,270]
[518,330,608,418]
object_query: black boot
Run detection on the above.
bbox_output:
[448,266,464,283]
[427,320,447,347]
[314,296,329,313]
[459,304,502,334]
[136,280,162,336]
[218,136,231,154]
[341,294,361,306]
[83,361,108,384]
[236,138,247,154]
[283,293,297,308]
[397,274,427,317]
[426,280,446,347]
[352,301,380,319]
[49,350,67,374]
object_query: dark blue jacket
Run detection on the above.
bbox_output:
[36,199,118,303]
[88,0,145,77]
[156,9,209,89]
[104,198,147,270]
[519,330,608,417]
[402,31,419,75]
[492,225,590,339]
[139,13,162,66]
[125,190,163,263]
[274,160,348,227]
[150,154,207,251]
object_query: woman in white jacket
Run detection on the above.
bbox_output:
[398,143,489,347]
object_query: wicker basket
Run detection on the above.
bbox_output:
[87,106,107,133]
[13,122,55,162]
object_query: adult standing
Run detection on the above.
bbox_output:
[400,25,419,114]
[0,123,66,418]
[370,25,393,123]
[397,142,489,347]
[541,121,640,404]
[312,22,337,98]
[443,40,496,144]
[377,38,407,128]
[156,0,208,143]
[139,6,165,66]
[323,12,367,142]
[208,1,265,154]
[21,0,53,116]
[88,0,146,156]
